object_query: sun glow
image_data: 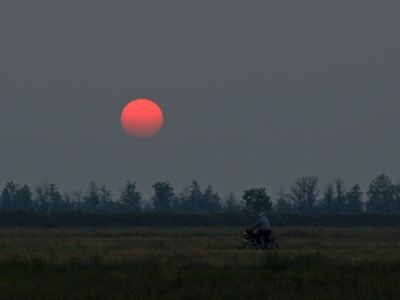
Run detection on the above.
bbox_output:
[121,99,164,138]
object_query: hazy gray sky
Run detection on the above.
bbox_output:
[0,1,399,198]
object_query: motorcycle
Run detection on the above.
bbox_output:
[241,229,279,250]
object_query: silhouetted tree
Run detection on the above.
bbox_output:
[366,174,394,213]
[180,181,203,213]
[202,185,222,212]
[393,183,400,212]
[334,178,347,213]
[224,193,242,213]
[275,189,293,213]
[84,182,101,212]
[1,182,33,210]
[290,177,319,212]
[345,184,363,213]
[166,192,181,212]
[1,181,18,210]
[99,185,113,211]
[142,200,153,212]
[71,190,84,211]
[152,181,175,212]
[62,192,74,211]
[119,180,142,212]
[35,183,51,212]
[14,185,34,210]
[242,187,272,212]
[320,184,335,212]
[177,181,222,213]
[48,184,63,212]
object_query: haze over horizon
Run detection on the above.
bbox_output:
[1,1,399,198]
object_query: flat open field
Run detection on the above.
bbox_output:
[0,227,399,299]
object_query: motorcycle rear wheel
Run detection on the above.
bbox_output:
[265,240,279,250]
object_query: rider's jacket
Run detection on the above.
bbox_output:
[253,215,272,231]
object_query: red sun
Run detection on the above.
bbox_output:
[121,99,164,138]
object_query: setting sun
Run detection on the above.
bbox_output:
[120,99,164,138]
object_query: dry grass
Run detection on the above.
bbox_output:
[0,227,399,299]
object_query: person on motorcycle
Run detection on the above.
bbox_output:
[248,212,272,246]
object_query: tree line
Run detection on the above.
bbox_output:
[0,174,399,214]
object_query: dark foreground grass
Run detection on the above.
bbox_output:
[0,228,399,299]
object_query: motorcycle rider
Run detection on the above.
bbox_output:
[248,212,272,246]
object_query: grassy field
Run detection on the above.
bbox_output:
[0,227,399,299]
